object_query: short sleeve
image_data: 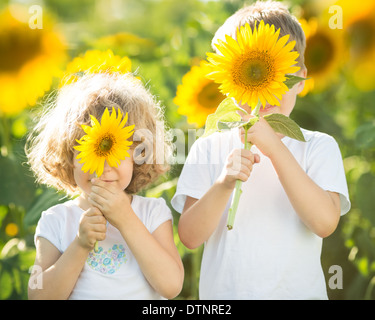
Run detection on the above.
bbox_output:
[171,137,215,213]
[306,134,351,215]
[149,198,173,234]
[34,209,63,252]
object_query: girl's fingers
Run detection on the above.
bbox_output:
[84,206,102,217]
[91,178,117,194]
[89,214,106,225]
[90,222,106,233]
[92,231,106,242]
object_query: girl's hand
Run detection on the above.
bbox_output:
[217,148,260,190]
[88,179,132,230]
[241,117,284,159]
[77,207,107,250]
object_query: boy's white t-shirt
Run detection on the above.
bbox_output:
[35,195,172,300]
[172,127,350,300]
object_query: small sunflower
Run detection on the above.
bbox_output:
[74,108,135,177]
[0,8,65,115]
[61,49,132,86]
[174,61,226,127]
[205,20,300,109]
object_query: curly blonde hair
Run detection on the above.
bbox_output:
[26,72,172,195]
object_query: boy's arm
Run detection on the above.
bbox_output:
[247,118,341,238]
[179,183,233,249]
[179,149,260,249]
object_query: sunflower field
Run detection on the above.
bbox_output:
[0,0,374,300]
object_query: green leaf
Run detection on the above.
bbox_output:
[202,97,245,138]
[0,269,12,299]
[355,122,375,149]
[263,113,306,141]
[0,156,37,209]
[217,121,247,130]
[24,188,67,227]
[284,75,309,89]
[356,172,375,226]
[218,117,259,131]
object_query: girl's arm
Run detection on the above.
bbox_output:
[29,237,89,300]
[119,217,184,299]
[89,180,184,299]
[28,207,106,300]
[178,149,260,249]
[247,117,341,238]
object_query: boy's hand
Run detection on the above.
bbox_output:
[77,207,107,250]
[217,148,260,190]
[241,117,283,159]
[88,179,132,230]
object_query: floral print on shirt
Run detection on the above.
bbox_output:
[87,244,127,274]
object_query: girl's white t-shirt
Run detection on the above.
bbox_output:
[172,128,350,300]
[35,195,172,300]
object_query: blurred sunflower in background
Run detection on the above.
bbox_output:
[174,61,226,127]
[338,0,375,91]
[60,49,132,86]
[0,7,65,115]
[299,18,345,96]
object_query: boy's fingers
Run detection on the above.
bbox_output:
[254,154,261,163]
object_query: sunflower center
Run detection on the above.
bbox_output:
[197,82,226,110]
[348,19,375,57]
[305,33,334,74]
[96,134,115,156]
[233,51,274,89]
[0,25,43,72]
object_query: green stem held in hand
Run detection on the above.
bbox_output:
[226,100,261,230]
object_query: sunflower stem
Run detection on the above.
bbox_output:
[227,128,253,230]
[227,100,260,230]
[251,100,262,117]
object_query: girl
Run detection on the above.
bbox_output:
[26,72,184,299]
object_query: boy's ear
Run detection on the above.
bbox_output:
[295,68,307,94]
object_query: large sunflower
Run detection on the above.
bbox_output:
[205,20,300,109]
[61,49,132,86]
[0,8,65,115]
[174,61,226,127]
[74,108,135,177]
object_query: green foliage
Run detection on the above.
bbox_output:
[202,97,243,137]
[263,113,306,141]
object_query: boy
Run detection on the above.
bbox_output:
[171,1,350,299]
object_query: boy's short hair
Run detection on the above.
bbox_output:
[212,0,306,69]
